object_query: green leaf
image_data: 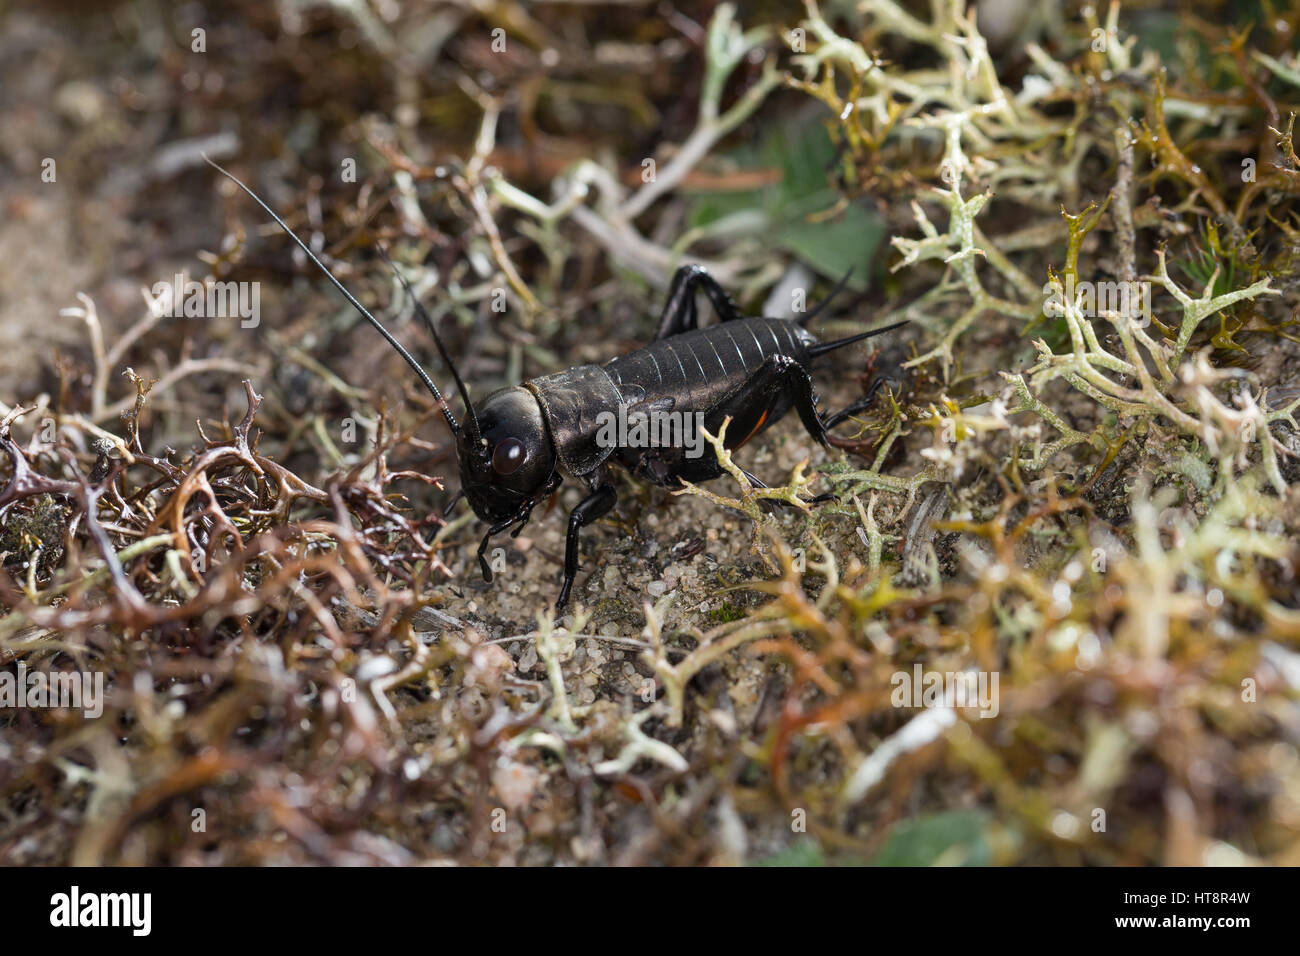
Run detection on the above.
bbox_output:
[775,204,883,290]
[869,810,993,866]
[749,841,828,867]
[686,117,884,291]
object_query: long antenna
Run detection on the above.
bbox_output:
[203,155,461,435]
[375,245,480,438]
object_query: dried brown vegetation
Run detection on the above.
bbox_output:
[3,0,1300,865]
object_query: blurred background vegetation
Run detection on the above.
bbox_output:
[2,0,1299,865]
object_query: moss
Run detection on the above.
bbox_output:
[707,602,747,624]
[0,494,70,581]
[3,0,1299,867]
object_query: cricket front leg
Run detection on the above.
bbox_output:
[477,494,547,582]
[556,483,618,610]
[477,514,520,582]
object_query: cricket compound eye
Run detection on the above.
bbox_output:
[491,437,527,475]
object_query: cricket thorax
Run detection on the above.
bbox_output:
[524,364,624,478]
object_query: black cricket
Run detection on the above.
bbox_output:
[207,158,906,610]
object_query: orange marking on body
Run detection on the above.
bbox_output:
[738,409,769,447]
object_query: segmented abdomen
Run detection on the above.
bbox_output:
[603,318,815,410]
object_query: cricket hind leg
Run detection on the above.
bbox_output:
[654,264,744,339]
[820,368,906,452]
[821,374,891,431]
[702,352,830,454]
[749,353,830,448]
[672,353,835,503]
